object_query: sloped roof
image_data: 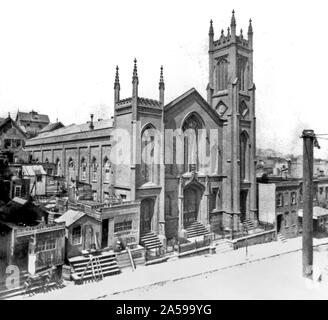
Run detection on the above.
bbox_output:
[39,122,64,133]
[16,111,50,123]
[27,118,113,141]
[0,117,27,137]
[22,165,46,176]
[54,209,87,227]
[164,87,225,124]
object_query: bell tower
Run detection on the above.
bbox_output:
[207,11,257,231]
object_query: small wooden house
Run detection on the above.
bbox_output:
[55,209,101,259]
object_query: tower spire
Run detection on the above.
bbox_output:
[231,9,236,27]
[114,66,120,89]
[114,65,120,109]
[230,10,236,42]
[209,19,214,36]
[248,19,253,35]
[132,58,138,83]
[248,19,253,49]
[159,65,165,106]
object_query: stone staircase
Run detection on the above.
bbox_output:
[277,232,287,243]
[69,251,120,284]
[185,221,211,239]
[242,219,256,233]
[140,231,162,250]
[213,239,233,254]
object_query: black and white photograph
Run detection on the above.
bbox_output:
[0,0,328,304]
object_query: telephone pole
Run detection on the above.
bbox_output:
[301,129,315,279]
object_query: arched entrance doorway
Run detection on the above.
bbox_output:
[140,199,154,234]
[183,186,202,227]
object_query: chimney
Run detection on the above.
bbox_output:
[89,114,94,130]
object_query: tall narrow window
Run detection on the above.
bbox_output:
[182,113,203,173]
[141,125,156,184]
[56,158,61,176]
[81,158,87,180]
[240,131,250,181]
[238,58,248,91]
[68,158,75,181]
[92,157,98,181]
[216,59,228,91]
[104,158,111,183]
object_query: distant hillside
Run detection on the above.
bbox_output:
[256,148,284,158]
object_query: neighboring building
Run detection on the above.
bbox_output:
[55,209,101,259]
[289,155,328,178]
[298,206,328,236]
[316,176,328,207]
[258,176,301,239]
[22,164,47,196]
[25,12,258,246]
[0,115,28,164]
[258,175,328,239]
[16,110,50,138]
[0,197,65,274]
[256,155,291,178]
[55,199,141,258]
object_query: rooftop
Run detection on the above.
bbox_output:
[16,111,50,124]
[55,209,88,227]
[27,118,113,142]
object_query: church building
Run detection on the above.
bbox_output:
[25,11,258,247]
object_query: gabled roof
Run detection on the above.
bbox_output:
[55,209,94,227]
[16,111,50,124]
[39,122,64,133]
[0,117,27,137]
[164,87,225,124]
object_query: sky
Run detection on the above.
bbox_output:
[0,0,327,158]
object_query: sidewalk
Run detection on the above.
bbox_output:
[15,236,328,300]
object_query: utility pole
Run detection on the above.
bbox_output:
[301,129,317,279]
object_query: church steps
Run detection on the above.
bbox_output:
[140,232,162,250]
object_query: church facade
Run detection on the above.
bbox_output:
[25,11,257,244]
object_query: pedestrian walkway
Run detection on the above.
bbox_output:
[13,236,328,300]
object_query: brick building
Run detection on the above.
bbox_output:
[25,12,258,246]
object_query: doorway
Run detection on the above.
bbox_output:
[183,187,201,227]
[83,225,94,250]
[240,190,248,222]
[277,214,282,233]
[140,199,154,234]
[101,219,109,248]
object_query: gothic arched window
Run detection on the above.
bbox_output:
[81,157,87,180]
[55,158,61,176]
[104,157,111,183]
[216,59,228,91]
[68,157,75,181]
[182,113,204,173]
[240,131,250,181]
[92,157,98,181]
[141,125,156,184]
[238,58,248,91]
